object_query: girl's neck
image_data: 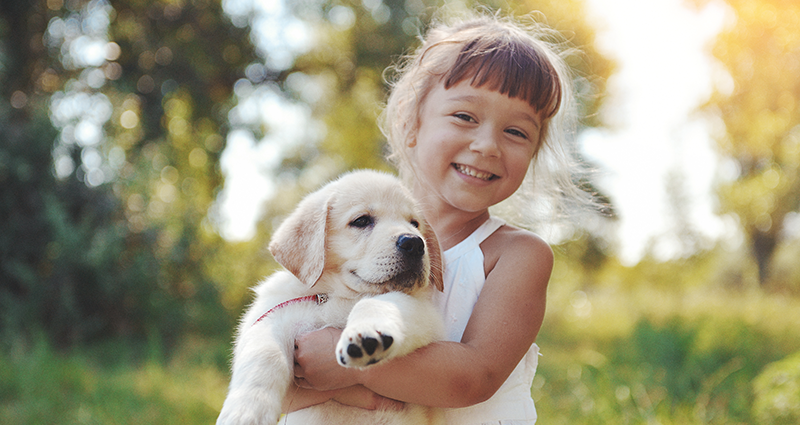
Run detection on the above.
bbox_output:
[423,205,492,251]
[411,179,494,250]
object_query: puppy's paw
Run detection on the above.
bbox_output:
[217,393,279,425]
[336,324,397,368]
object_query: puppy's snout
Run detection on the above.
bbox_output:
[396,234,425,258]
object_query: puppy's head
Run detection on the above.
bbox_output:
[269,170,443,295]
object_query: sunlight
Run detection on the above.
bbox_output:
[582,0,729,264]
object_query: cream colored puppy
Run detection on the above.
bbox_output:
[217,170,445,425]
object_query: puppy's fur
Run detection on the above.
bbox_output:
[217,170,445,425]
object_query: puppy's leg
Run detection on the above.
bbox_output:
[336,292,442,368]
[217,323,293,425]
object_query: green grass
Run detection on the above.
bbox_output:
[534,286,800,424]
[0,335,230,424]
[2,287,799,424]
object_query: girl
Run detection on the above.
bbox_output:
[289,11,594,424]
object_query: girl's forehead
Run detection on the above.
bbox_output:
[427,79,543,117]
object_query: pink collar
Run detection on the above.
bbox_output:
[252,294,328,326]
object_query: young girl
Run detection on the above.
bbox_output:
[288,11,593,424]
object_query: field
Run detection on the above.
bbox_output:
[536,285,800,424]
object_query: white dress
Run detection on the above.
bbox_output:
[434,217,540,425]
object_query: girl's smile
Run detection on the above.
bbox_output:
[453,163,496,181]
[409,80,543,216]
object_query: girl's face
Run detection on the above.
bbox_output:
[409,80,543,216]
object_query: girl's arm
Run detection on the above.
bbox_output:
[294,230,552,408]
[282,382,335,412]
[282,382,404,413]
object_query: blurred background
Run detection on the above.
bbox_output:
[1,0,799,423]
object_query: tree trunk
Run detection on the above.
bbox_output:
[751,230,777,286]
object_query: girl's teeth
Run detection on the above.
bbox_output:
[456,164,493,180]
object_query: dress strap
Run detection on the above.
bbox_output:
[443,217,505,261]
[472,216,505,245]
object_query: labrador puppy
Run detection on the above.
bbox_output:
[217,170,445,425]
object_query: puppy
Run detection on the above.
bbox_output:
[217,170,445,425]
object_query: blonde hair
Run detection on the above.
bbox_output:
[380,12,598,232]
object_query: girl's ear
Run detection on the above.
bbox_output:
[268,190,331,287]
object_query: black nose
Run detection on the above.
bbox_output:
[396,234,425,258]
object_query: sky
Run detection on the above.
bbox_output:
[216,0,734,265]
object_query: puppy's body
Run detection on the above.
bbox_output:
[217,171,444,425]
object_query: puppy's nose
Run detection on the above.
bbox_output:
[396,234,425,258]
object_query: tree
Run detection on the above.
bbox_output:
[692,0,800,285]
[0,0,157,346]
[0,0,261,348]
[101,0,261,336]
[1,0,60,341]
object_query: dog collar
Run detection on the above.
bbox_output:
[252,294,328,327]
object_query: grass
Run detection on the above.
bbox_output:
[0,335,230,424]
[2,286,799,424]
[535,285,800,424]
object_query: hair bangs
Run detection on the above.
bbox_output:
[442,36,562,119]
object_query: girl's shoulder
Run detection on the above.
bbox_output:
[480,224,553,278]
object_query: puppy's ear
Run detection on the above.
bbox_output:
[422,218,444,292]
[269,190,331,287]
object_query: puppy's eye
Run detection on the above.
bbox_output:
[410,219,420,228]
[350,215,374,228]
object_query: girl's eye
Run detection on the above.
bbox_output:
[454,113,476,123]
[350,215,374,228]
[505,128,528,139]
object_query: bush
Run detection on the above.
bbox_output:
[753,351,800,425]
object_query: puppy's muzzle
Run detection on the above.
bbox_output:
[393,234,426,289]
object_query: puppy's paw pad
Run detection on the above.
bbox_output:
[337,329,395,367]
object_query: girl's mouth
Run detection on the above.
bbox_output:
[454,163,497,181]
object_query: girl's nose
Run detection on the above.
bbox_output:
[469,128,501,157]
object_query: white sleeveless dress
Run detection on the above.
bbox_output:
[434,217,540,425]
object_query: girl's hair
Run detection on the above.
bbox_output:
[380,11,599,234]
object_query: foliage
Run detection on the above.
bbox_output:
[0,0,250,347]
[753,350,800,425]
[0,1,157,346]
[690,0,800,285]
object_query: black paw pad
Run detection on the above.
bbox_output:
[380,334,394,350]
[362,337,378,355]
[347,344,363,358]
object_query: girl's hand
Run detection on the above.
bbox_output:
[294,327,359,391]
[332,385,405,411]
